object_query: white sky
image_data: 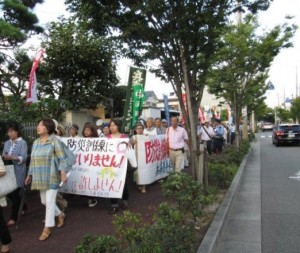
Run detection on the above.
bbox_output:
[31,0,300,107]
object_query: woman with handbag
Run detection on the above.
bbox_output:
[2,122,28,227]
[25,119,68,241]
[0,156,12,253]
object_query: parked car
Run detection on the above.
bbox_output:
[261,122,274,131]
[272,124,300,146]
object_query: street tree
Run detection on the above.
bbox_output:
[65,0,275,180]
[207,15,296,147]
[276,107,292,123]
[40,18,119,110]
[290,97,300,123]
[0,0,43,99]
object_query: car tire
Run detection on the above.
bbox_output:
[275,142,280,147]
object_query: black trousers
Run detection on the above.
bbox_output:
[110,169,130,207]
[0,207,12,245]
[7,187,22,222]
[110,181,129,206]
[213,138,224,154]
[204,140,213,155]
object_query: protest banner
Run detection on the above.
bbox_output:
[136,135,173,185]
[59,137,129,198]
[122,67,146,132]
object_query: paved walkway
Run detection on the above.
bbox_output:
[215,140,261,253]
[198,139,261,253]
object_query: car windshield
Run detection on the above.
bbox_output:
[278,125,300,131]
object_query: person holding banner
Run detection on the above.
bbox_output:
[82,122,99,208]
[131,123,147,193]
[107,119,130,214]
[143,117,157,136]
[155,118,166,135]
[2,122,28,227]
[166,116,188,172]
[68,124,80,138]
[25,119,68,241]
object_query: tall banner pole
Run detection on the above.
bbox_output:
[163,94,170,125]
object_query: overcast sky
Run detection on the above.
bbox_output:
[32,0,300,107]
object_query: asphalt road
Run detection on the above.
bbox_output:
[260,131,300,253]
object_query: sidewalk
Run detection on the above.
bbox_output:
[198,139,261,253]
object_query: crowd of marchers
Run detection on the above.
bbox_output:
[0,115,250,251]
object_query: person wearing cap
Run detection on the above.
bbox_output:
[198,119,215,155]
[213,119,225,154]
[161,119,168,128]
[155,118,166,135]
[68,124,80,138]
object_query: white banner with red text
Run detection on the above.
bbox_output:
[59,137,129,198]
[136,135,173,185]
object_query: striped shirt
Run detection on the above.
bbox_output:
[28,134,67,190]
[2,137,28,187]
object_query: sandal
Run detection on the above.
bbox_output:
[39,228,51,241]
[7,219,15,227]
[57,212,66,228]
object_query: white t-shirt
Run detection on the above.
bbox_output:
[198,126,215,141]
[143,127,157,135]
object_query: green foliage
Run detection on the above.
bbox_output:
[161,172,216,222]
[276,107,293,123]
[65,0,273,177]
[41,18,119,110]
[207,14,296,145]
[290,97,300,123]
[208,141,250,188]
[208,163,239,189]
[0,96,67,123]
[0,0,43,48]
[113,211,146,249]
[75,234,121,253]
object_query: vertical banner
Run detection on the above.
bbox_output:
[122,67,146,132]
[26,48,45,104]
[163,94,170,125]
[198,106,205,123]
[181,93,188,124]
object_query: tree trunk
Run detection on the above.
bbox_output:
[180,46,202,182]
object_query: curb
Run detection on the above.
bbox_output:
[197,143,253,253]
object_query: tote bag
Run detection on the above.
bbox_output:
[0,165,18,197]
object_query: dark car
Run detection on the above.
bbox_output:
[272,124,300,146]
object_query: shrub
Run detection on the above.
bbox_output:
[208,163,239,189]
[161,172,216,222]
[113,211,147,249]
[75,234,121,253]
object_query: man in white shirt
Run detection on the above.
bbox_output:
[198,120,215,155]
[143,117,157,135]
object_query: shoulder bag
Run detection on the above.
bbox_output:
[0,157,18,196]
